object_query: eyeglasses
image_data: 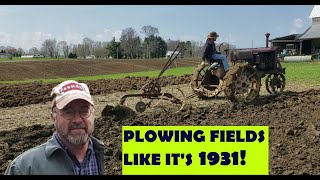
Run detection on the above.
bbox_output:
[56,106,93,120]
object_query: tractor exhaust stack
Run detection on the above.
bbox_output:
[265,32,270,48]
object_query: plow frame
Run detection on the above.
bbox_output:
[119,43,186,113]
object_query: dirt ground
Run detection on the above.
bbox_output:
[0,58,199,81]
[1,59,320,175]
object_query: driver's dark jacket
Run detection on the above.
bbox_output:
[202,39,218,62]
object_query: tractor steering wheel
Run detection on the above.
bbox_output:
[219,42,230,57]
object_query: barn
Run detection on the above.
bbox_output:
[270,5,320,57]
[298,5,320,56]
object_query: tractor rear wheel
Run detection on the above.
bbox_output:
[190,62,223,98]
[223,63,261,103]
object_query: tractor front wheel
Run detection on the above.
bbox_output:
[265,73,286,94]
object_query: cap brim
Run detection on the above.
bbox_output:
[54,93,94,109]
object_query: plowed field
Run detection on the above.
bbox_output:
[1,58,320,175]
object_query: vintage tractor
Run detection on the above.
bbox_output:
[191,33,286,103]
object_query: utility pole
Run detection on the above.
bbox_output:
[147,45,151,59]
[117,47,118,59]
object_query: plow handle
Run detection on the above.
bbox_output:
[158,43,185,78]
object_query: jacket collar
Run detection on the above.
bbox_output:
[44,132,104,158]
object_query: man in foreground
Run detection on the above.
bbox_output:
[5,80,104,175]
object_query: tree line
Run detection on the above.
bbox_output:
[0,25,208,59]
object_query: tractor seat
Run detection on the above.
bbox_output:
[208,62,220,70]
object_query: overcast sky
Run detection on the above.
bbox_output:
[0,5,315,51]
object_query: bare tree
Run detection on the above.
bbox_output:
[70,44,77,54]
[17,48,24,56]
[83,37,94,56]
[191,40,205,57]
[93,47,107,58]
[120,27,141,59]
[166,39,181,51]
[57,41,69,58]
[77,44,86,58]
[5,47,17,56]
[184,41,192,57]
[141,25,159,37]
[29,47,39,55]
[41,39,57,58]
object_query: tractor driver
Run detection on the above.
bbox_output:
[202,31,229,72]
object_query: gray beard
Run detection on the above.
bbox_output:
[54,120,94,146]
[66,133,90,146]
[56,126,94,146]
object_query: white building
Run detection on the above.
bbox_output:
[21,54,45,58]
[85,55,96,59]
[299,5,320,55]
[166,51,182,58]
[0,53,10,58]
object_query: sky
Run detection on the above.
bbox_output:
[0,5,316,51]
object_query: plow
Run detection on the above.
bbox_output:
[103,32,286,116]
[118,43,188,113]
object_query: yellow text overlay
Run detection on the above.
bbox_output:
[122,126,268,175]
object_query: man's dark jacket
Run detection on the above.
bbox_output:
[202,39,218,62]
